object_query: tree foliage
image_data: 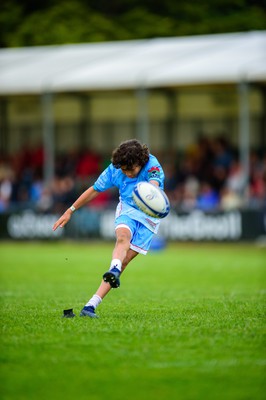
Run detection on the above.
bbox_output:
[0,0,266,47]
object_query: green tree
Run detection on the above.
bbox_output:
[0,0,265,48]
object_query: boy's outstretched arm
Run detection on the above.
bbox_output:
[52,186,99,231]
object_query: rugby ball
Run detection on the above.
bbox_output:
[133,181,170,218]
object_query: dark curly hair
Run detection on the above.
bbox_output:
[111,139,149,169]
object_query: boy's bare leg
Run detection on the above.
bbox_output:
[96,248,138,299]
[102,226,132,288]
[112,226,132,262]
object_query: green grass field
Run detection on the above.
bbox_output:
[1,241,265,400]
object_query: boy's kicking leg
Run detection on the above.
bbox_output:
[102,225,132,288]
[94,248,138,299]
[80,226,138,318]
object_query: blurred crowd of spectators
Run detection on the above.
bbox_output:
[164,136,266,212]
[0,136,265,214]
[0,145,113,214]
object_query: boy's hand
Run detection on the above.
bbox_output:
[53,209,72,231]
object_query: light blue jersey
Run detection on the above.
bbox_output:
[93,154,164,234]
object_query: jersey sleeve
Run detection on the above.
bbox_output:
[147,161,164,188]
[93,164,114,192]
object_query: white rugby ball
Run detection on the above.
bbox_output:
[132,181,170,218]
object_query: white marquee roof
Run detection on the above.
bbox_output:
[0,31,265,95]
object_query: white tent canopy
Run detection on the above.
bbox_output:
[0,31,265,94]
[0,31,265,192]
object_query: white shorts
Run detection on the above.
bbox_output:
[115,215,155,255]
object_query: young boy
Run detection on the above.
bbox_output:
[53,139,165,318]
